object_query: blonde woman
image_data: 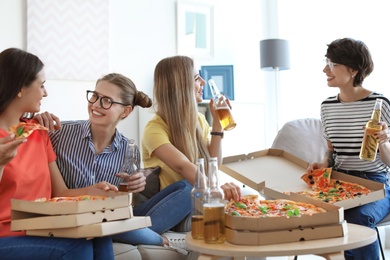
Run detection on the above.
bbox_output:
[142,56,241,218]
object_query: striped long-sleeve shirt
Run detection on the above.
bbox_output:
[49,120,140,188]
[321,92,390,173]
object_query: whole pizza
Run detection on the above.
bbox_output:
[225,195,326,218]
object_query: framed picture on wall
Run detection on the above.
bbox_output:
[200,65,234,100]
[176,1,214,59]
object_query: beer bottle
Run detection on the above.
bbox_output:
[191,158,207,239]
[208,79,237,131]
[204,157,226,244]
[359,98,383,161]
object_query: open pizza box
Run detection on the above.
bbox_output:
[226,220,348,246]
[10,191,147,237]
[225,192,343,232]
[220,149,385,210]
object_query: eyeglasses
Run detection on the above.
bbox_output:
[325,59,338,71]
[86,90,129,110]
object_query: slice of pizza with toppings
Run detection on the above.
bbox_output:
[301,167,332,190]
[327,179,371,197]
[9,122,48,139]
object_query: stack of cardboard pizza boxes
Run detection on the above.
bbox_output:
[11,191,151,238]
[220,149,385,245]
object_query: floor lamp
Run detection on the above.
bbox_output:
[260,39,290,134]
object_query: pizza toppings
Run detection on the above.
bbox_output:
[293,168,371,203]
[301,167,332,189]
[35,195,107,202]
[225,195,326,218]
[9,122,48,139]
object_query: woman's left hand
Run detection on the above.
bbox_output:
[115,171,146,193]
[220,182,241,201]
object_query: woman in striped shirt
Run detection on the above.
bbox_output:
[307,38,390,260]
[36,73,192,253]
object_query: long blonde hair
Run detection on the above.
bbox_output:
[153,56,210,167]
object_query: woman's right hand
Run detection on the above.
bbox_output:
[306,162,326,172]
[0,135,26,166]
[34,111,61,131]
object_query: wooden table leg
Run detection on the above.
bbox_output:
[317,251,345,260]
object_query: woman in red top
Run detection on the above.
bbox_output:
[0,48,117,259]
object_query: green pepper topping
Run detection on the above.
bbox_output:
[287,208,300,217]
[258,206,269,214]
[235,202,247,209]
[16,126,24,137]
[231,211,241,216]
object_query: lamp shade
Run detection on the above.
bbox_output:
[260,39,290,71]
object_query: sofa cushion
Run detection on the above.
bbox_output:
[139,166,161,198]
[113,242,141,260]
[271,118,328,163]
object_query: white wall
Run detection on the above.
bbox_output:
[0,0,276,157]
[277,0,390,125]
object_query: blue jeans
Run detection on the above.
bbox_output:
[336,169,390,260]
[0,236,114,260]
[113,179,192,245]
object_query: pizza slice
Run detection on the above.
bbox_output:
[327,179,371,196]
[9,122,48,139]
[301,167,332,190]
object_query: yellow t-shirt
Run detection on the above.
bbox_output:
[142,113,210,189]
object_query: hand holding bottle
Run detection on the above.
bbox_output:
[360,98,383,161]
[208,79,236,131]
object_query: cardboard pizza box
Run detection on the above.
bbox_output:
[225,220,348,246]
[220,149,385,210]
[225,192,343,232]
[25,216,152,238]
[11,206,133,231]
[11,191,132,215]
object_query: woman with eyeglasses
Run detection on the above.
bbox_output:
[307,38,390,260]
[35,73,193,253]
[0,48,117,259]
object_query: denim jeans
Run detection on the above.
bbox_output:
[336,169,390,260]
[0,236,114,260]
[113,179,192,245]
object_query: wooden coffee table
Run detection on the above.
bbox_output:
[186,223,377,260]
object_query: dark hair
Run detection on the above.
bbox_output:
[96,73,152,109]
[325,38,373,87]
[0,48,44,115]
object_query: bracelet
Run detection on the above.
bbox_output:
[211,132,224,138]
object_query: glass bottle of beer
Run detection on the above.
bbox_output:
[359,98,383,161]
[204,157,226,244]
[208,79,237,131]
[191,158,207,239]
